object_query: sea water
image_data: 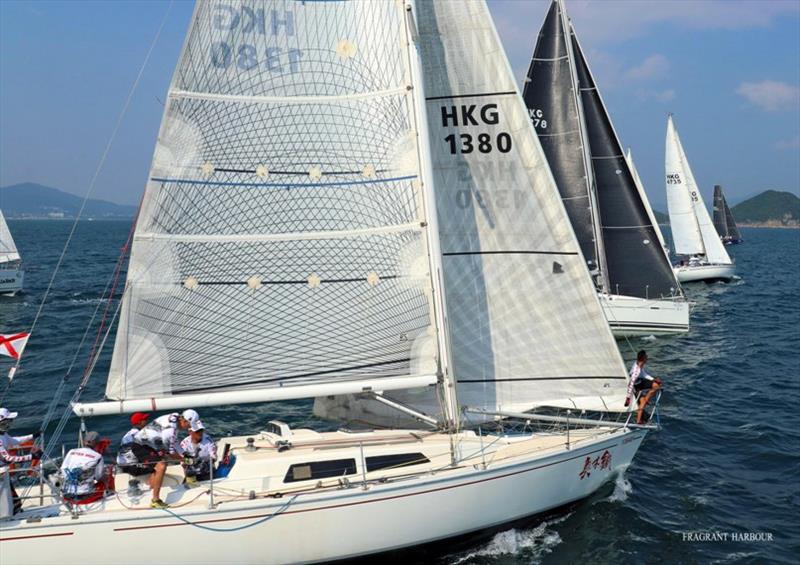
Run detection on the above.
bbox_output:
[1,220,798,564]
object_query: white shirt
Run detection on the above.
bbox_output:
[60,447,104,495]
[625,362,654,401]
[180,433,217,463]
[134,414,182,455]
[0,432,33,466]
[120,427,139,446]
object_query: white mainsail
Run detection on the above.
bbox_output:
[101,1,445,408]
[0,208,21,264]
[665,115,731,264]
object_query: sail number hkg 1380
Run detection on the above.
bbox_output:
[441,104,512,155]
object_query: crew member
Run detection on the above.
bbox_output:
[180,419,217,486]
[625,350,662,424]
[0,408,43,513]
[116,412,156,475]
[135,410,196,509]
[60,431,105,499]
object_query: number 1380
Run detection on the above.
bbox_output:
[445,133,512,154]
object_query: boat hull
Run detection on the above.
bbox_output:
[674,263,735,283]
[0,267,23,296]
[0,429,645,564]
[600,293,689,337]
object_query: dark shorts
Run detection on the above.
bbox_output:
[118,444,160,476]
[634,379,654,394]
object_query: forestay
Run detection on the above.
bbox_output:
[0,209,20,264]
[101,1,443,406]
[665,116,731,264]
[416,0,627,413]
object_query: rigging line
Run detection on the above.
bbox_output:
[0,0,174,405]
[155,495,298,532]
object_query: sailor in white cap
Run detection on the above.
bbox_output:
[0,407,43,513]
[180,419,217,486]
[60,431,106,498]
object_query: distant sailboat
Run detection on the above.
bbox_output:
[0,209,24,296]
[665,115,735,282]
[713,185,743,245]
[0,1,654,561]
[523,0,689,336]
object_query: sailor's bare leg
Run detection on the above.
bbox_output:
[637,383,661,424]
[150,461,166,501]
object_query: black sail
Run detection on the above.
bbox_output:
[722,186,742,240]
[713,185,729,237]
[522,1,600,275]
[569,29,678,299]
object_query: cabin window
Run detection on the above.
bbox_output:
[365,453,430,472]
[283,459,357,483]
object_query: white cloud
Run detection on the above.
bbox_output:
[736,81,800,112]
[635,88,676,103]
[625,54,670,82]
[774,135,800,150]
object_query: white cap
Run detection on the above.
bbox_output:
[0,408,18,421]
[190,419,205,432]
[181,409,199,423]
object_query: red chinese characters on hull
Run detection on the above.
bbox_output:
[579,449,612,480]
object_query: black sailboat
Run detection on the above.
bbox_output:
[713,184,743,245]
[521,0,688,336]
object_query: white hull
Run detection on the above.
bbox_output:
[0,267,23,296]
[0,428,645,564]
[600,293,689,337]
[674,263,735,283]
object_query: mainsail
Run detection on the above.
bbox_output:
[0,209,20,264]
[523,0,678,300]
[627,148,668,257]
[665,115,732,264]
[102,1,445,408]
[713,184,741,241]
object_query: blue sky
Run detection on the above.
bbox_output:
[0,0,798,211]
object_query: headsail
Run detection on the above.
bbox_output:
[714,184,741,242]
[665,115,731,264]
[415,0,628,413]
[627,148,668,257]
[94,0,445,412]
[0,209,20,264]
[523,0,678,300]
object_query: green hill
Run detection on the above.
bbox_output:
[730,190,800,227]
[0,182,136,219]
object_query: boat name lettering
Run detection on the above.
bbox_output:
[666,173,682,185]
[211,6,295,36]
[210,44,303,72]
[528,107,547,129]
[578,449,611,480]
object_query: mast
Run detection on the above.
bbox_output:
[559,0,609,292]
[403,0,459,432]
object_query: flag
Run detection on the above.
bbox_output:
[0,332,29,360]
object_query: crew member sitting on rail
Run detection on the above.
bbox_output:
[624,350,662,424]
[60,431,105,499]
[180,419,217,486]
[0,407,42,513]
[135,410,195,509]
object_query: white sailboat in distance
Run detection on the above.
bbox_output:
[0,208,24,296]
[0,2,655,562]
[665,115,735,282]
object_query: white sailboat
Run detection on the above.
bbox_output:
[522,0,689,337]
[665,115,735,282]
[0,208,24,296]
[0,2,654,562]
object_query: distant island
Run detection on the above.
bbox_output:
[0,182,136,219]
[654,190,799,228]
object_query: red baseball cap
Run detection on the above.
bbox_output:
[130,412,150,426]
